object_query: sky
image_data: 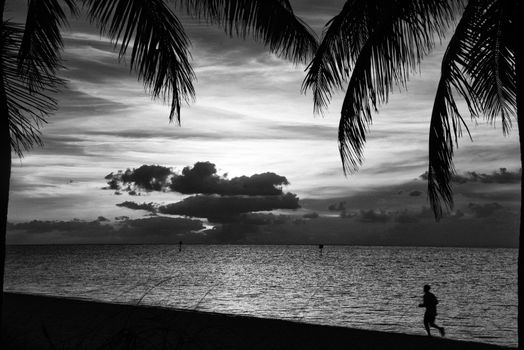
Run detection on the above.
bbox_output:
[6,0,521,246]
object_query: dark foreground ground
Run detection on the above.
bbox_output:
[1,293,514,350]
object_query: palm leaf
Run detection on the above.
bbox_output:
[427,0,516,219]
[17,0,77,92]
[84,0,195,123]
[466,0,516,132]
[427,0,481,219]
[301,0,370,113]
[2,22,61,157]
[337,0,456,174]
[180,0,318,64]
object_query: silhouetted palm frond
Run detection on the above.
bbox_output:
[17,0,77,92]
[84,0,195,123]
[180,0,318,64]
[427,0,516,219]
[301,0,369,113]
[466,0,516,132]
[2,22,62,157]
[336,0,457,174]
[427,1,479,219]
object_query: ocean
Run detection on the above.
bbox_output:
[4,245,517,347]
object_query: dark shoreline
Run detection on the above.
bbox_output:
[1,293,513,349]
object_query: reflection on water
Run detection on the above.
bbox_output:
[5,245,517,347]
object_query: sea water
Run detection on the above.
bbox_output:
[4,245,517,347]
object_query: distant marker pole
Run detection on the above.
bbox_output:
[179,240,182,252]
[318,244,324,256]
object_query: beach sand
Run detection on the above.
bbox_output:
[1,293,513,349]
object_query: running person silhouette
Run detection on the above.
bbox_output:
[418,284,445,337]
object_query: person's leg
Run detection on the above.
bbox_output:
[429,322,445,336]
[423,315,432,336]
[424,321,431,336]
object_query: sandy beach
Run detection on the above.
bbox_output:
[1,292,513,349]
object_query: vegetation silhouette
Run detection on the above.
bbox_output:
[0,0,318,330]
[303,0,520,344]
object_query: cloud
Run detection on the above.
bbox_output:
[116,201,157,213]
[328,201,346,211]
[169,161,289,196]
[355,202,508,224]
[236,212,291,225]
[394,210,421,224]
[302,212,319,219]
[353,206,443,224]
[104,162,291,196]
[7,219,112,235]
[358,209,390,223]
[104,165,173,191]
[108,163,301,242]
[393,207,436,223]
[467,202,504,218]
[158,193,300,222]
[420,168,521,184]
[200,212,294,243]
[409,190,422,197]
[7,217,205,244]
[120,216,203,235]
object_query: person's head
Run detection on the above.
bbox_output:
[423,284,431,292]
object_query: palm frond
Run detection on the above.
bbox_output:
[180,0,318,64]
[466,0,516,133]
[302,0,369,113]
[338,0,457,174]
[17,0,77,92]
[2,22,61,157]
[84,0,195,123]
[427,1,480,219]
[427,0,516,219]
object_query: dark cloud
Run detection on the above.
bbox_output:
[109,163,300,233]
[105,162,291,196]
[7,219,111,235]
[394,210,420,224]
[468,202,504,218]
[7,217,205,244]
[170,161,289,196]
[358,210,390,223]
[200,213,293,243]
[236,213,290,225]
[393,207,435,223]
[350,206,444,224]
[328,201,346,211]
[105,165,173,191]
[420,168,521,184]
[356,203,508,224]
[451,210,465,219]
[303,212,319,219]
[158,193,300,222]
[116,201,157,213]
[409,190,422,197]
[120,216,203,235]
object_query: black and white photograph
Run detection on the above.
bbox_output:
[0,0,520,349]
